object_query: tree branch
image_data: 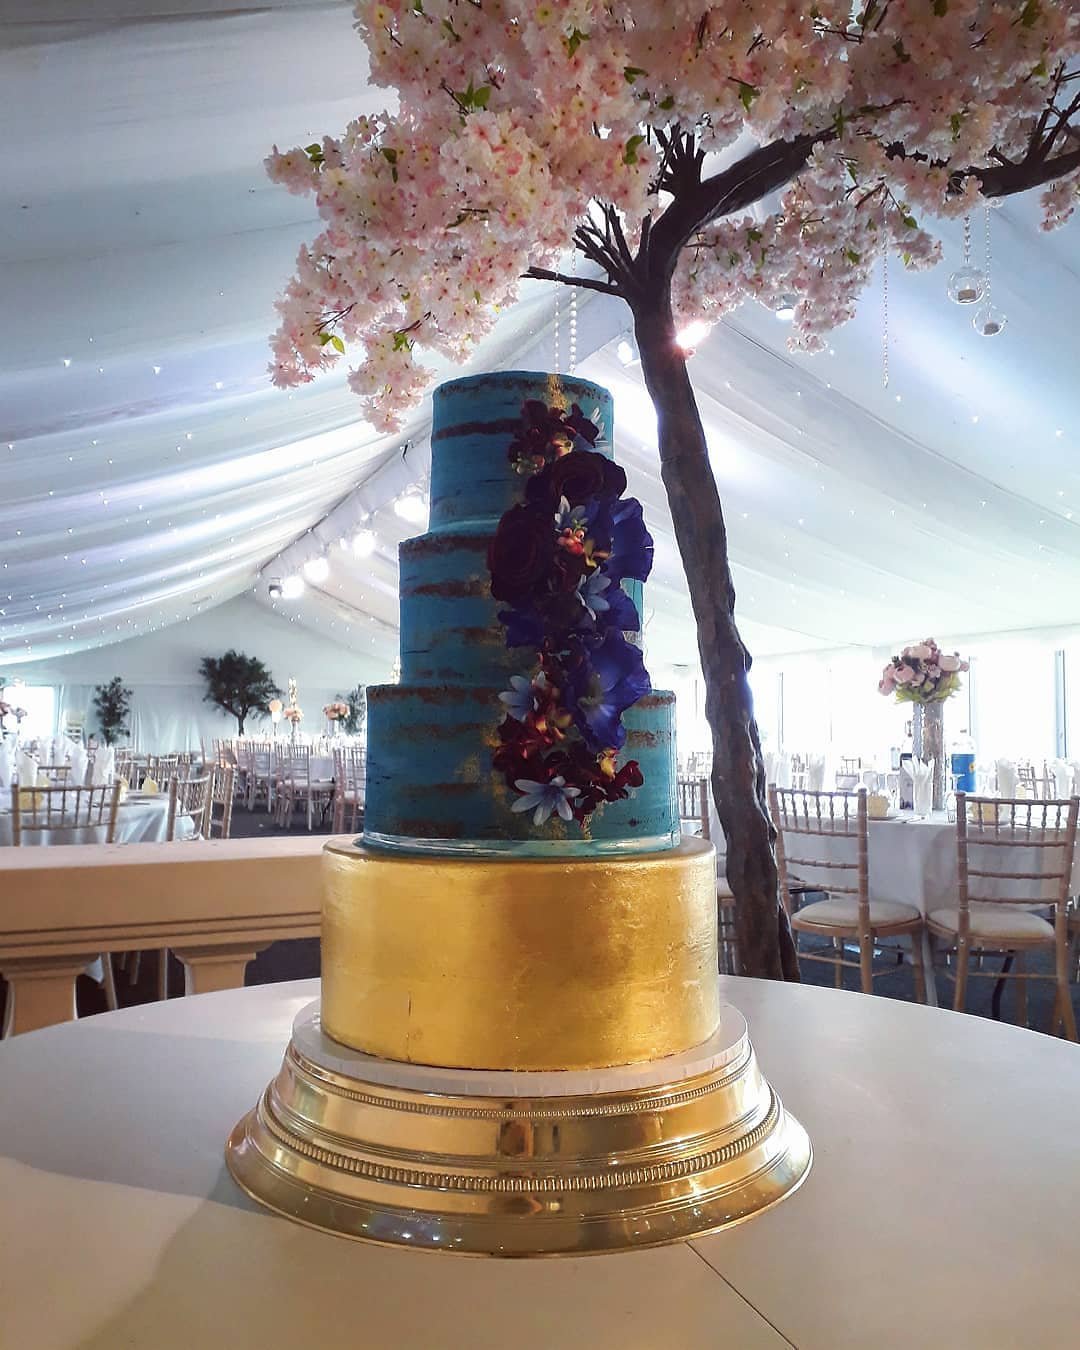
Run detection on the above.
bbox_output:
[976,144,1080,197]
[522,266,624,296]
[645,130,831,285]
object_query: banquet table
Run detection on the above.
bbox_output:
[0,795,195,847]
[2,977,1079,1349]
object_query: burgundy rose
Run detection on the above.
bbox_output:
[526,449,627,509]
[488,503,556,603]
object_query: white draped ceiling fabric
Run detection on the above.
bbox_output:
[4,2,1080,688]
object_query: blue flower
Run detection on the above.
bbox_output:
[498,605,545,650]
[578,570,640,632]
[498,674,537,721]
[511,775,581,825]
[564,628,651,751]
[607,497,653,583]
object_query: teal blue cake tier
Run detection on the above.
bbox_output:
[399,532,644,685]
[364,370,679,857]
[364,686,678,854]
[428,373,614,533]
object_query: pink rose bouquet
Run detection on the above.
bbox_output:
[879,638,968,705]
[323,701,350,721]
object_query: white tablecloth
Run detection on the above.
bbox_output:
[0,797,194,847]
[3,978,1080,1349]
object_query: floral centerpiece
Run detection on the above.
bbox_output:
[489,401,653,828]
[323,700,350,737]
[879,639,969,810]
[0,697,28,732]
[878,639,969,704]
[283,678,303,741]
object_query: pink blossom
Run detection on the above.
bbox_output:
[261,1,1080,427]
[938,654,960,673]
[894,665,916,685]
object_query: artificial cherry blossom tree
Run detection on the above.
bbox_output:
[267,0,1080,979]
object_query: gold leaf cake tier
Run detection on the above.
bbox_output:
[321,836,720,1071]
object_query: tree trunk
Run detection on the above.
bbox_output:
[237,713,246,736]
[632,292,798,981]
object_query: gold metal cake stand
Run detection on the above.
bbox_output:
[226,1001,811,1257]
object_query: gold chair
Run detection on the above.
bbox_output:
[703,782,740,976]
[770,786,927,999]
[676,775,709,839]
[276,746,335,830]
[928,794,1078,1038]
[332,747,365,834]
[10,781,123,1010]
[205,765,235,839]
[166,772,212,842]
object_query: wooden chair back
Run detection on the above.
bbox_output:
[11,782,121,844]
[676,776,708,837]
[769,787,868,923]
[166,773,212,842]
[205,766,235,839]
[955,794,1078,924]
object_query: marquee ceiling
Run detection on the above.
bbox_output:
[4,0,1080,680]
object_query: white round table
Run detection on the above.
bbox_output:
[1,978,1078,1349]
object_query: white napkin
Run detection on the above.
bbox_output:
[0,741,11,792]
[1050,758,1072,798]
[1070,762,1080,798]
[17,750,38,786]
[763,751,778,786]
[995,758,1018,798]
[806,754,826,791]
[92,746,115,785]
[911,757,934,816]
[777,752,793,788]
[69,744,88,786]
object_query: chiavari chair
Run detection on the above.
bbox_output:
[10,781,123,1010]
[332,746,365,833]
[204,765,235,839]
[770,787,927,999]
[275,745,335,830]
[928,794,1078,1038]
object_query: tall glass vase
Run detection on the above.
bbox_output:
[912,700,946,811]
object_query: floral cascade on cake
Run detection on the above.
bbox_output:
[488,399,654,827]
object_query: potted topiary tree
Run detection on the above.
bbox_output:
[339,684,367,738]
[199,651,281,737]
[92,676,133,746]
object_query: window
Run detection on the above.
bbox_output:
[1,684,56,740]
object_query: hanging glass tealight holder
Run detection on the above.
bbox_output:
[947,265,986,304]
[972,302,1007,337]
[947,215,985,304]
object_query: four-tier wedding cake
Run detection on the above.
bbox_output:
[227,372,810,1256]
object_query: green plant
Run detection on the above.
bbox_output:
[339,684,367,737]
[199,650,281,736]
[93,676,133,746]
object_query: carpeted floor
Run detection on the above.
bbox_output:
[6,803,1077,1037]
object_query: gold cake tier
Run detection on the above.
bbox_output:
[322,836,719,1071]
[226,1000,812,1257]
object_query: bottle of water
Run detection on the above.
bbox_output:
[950,728,976,793]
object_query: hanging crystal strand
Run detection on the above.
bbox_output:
[553,285,561,374]
[568,254,579,375]
[881,227,889,390]
[973,203,1006,336]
